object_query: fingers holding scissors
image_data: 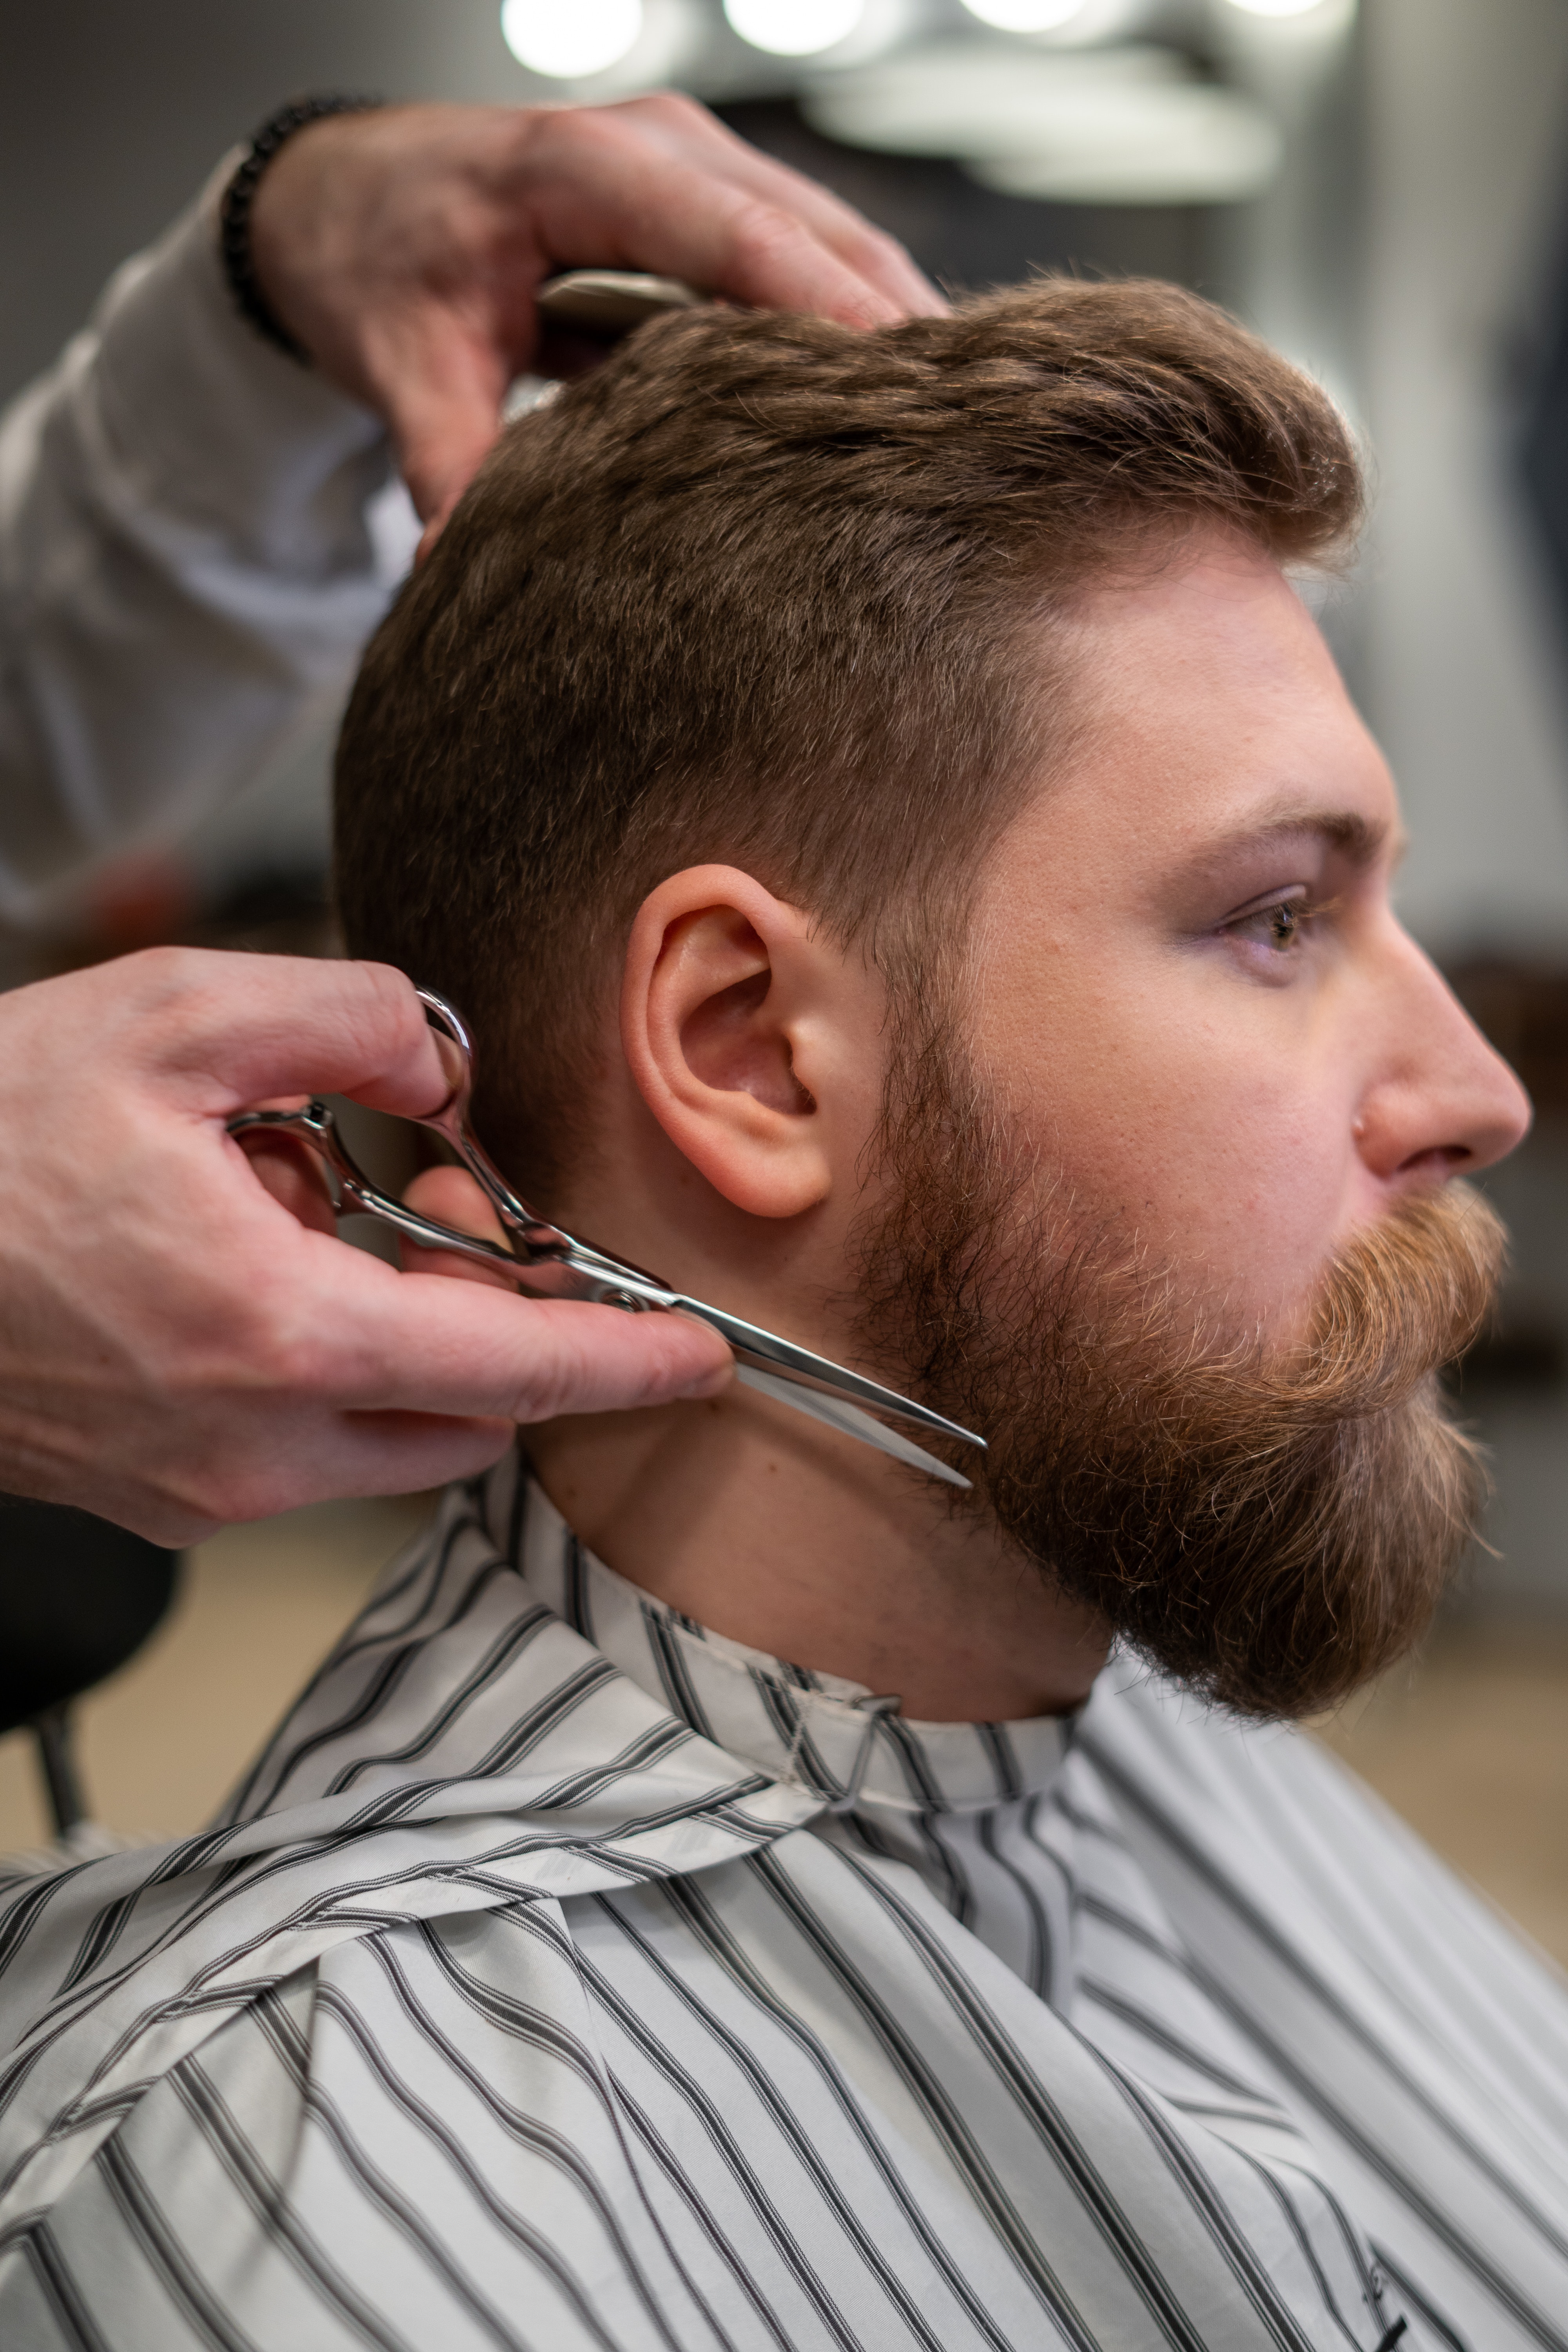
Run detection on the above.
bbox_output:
[230,1120,338,1239]
[397,1165,516,1290]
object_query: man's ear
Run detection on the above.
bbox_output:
[621,865,873,1220]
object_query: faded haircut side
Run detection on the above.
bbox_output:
[334,278,1362,1204]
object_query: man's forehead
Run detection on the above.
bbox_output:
[1056,535,1358,753]
[1042,543,1400,873]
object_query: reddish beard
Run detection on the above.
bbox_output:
[853,1036,1506,1720]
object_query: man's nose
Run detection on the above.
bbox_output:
[1353,936,1533,1182]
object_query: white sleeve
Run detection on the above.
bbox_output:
[0,160,413,928]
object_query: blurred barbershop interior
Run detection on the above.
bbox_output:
[1,0,1566,1952]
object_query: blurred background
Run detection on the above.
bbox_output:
[0,0,1564,1954]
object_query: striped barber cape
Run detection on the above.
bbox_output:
[0,1455,1566,2352]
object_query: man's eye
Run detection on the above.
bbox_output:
[1228,895,1317,952]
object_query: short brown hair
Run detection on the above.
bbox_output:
[335,278,1361,1199]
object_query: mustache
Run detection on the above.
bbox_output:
[1267,1180,1503,1410]
[1102,1180,1504,1444]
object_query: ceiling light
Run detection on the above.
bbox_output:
[970,86,1282,203]
[499,0,643,78]
[808,44,1183,156]
[724,0,866,56]
[805,44,1283,207]
[958,0,1087,28]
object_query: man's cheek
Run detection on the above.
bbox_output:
[1143,1098,1349,1334]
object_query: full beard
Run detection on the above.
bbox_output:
[852,1027,1506,1721]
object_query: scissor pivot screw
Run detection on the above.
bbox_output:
[599,1290,644,1314]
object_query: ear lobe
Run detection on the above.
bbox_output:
[622,869,834,1220]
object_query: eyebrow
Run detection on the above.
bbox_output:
[1179,806,1400,879]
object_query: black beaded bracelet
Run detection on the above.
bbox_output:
[220,94,381,363]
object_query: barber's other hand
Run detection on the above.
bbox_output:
[246,96,941,532]
[0,950,730,1543]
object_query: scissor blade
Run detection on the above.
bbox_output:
[734,1367,971,1489]
[667,1295,984,1454]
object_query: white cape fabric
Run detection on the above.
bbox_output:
[0,1457,1565,2351]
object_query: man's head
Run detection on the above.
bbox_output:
[337,281,1529,1720]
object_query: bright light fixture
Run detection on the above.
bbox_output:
[958,0,1087,29]
[723,0,865,57]
[808,44,1182,156]
[970,85,1282,203]
[1223,0,1334,15]
[805,44,1283,207]
[499,0,643,77]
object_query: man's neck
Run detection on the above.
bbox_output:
[524,1385,1109,1723]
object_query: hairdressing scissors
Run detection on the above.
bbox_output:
[229,989,984,1489]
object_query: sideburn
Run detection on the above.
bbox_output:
[855,1043,1506,1722]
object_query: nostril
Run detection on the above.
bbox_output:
[1392,1144,1469,1182]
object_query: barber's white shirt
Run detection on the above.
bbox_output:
[0,1458,1564,2351]
[0,169,405,927]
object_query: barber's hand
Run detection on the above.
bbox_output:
[247,96,941,534]
[0,949,731,1544]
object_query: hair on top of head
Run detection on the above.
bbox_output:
[335,276,1363,1202]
